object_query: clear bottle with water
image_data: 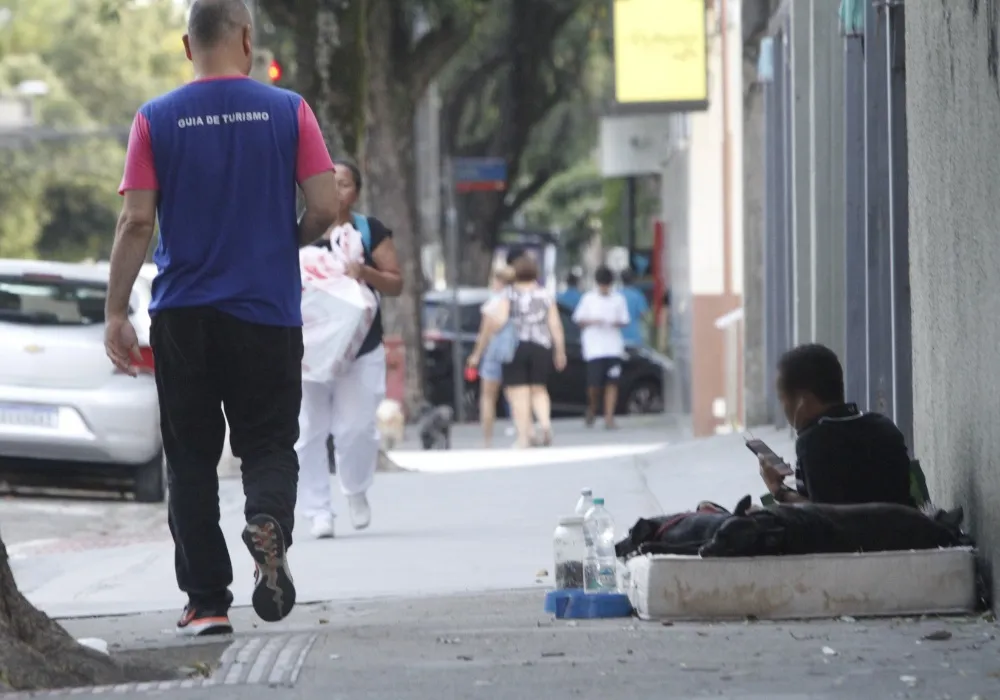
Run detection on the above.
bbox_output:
[574,488,594,516]
[583,497,618,593]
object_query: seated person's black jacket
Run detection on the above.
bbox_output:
[793,402,914,506]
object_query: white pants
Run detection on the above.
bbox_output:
[296,344,385,519]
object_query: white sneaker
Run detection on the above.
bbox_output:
[310,512,335,539]
[348,493,371,530]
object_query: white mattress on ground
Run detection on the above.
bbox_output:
[626,547,977,621]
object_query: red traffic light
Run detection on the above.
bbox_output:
[267,59,282,83]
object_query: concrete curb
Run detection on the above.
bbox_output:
[376,450,409,473]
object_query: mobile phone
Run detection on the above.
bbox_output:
[745,437,794,476]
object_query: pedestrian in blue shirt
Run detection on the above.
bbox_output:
[556,270,582,312]
[105,0,337,636]
[619,269,650,346]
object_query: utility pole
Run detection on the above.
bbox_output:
[444,157,466,423]
[443,155,506,422]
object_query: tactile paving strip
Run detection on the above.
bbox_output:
[5,633,318,697]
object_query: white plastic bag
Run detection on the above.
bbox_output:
[329,222,365,264]
[300,245,377,382]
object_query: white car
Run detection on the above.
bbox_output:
[0,259,164,501]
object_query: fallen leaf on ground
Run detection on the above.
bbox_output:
[922,630,952,641]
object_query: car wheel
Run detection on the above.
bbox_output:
[624,380,664,415]
[134,449,166,503]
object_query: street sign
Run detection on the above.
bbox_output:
[453,157,507,193]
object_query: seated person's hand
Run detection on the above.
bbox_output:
[758,455,790,494]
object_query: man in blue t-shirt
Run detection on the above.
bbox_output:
[619,269,650,346]
[104,0,337,636]
[556,270,583,312]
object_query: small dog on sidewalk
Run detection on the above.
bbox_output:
[417,402,453,450]
[375,399,405,451]
[698,501,971,558]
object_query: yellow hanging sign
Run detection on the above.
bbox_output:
[612,0,709,109]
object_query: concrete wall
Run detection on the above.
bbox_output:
[742,76,768,426]
[907,1,1000,600]
[662,140,693,416]
[743,0,845,427]
[686,4,744,436]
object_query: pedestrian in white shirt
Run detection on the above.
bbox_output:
[572,265,630,429]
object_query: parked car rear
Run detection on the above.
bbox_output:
[0,259,165,501]
[422,288,672,419]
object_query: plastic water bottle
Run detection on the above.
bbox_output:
[583,497,618,593]
[574,488,594,516]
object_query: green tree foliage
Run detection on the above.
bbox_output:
[0,0,189,260]
[262,0,490,415]
[258,0,369,157]
[439,0,611,283]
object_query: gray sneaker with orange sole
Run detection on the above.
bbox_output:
[242,513,296,622]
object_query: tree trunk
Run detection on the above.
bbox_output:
[439,0,587,286]
[457,192,505,285]
[278,0,368,157]
[365,0,425,417]
[0,533,124,691]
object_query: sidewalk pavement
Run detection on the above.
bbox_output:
[13,424,1000,698]
[8,422,794,619]
[59,590,1000,699]
[392,414,693,451]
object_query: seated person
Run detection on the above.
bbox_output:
[759,343,914,507]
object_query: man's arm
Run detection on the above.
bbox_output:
[107,112,158,319]
[107,193,157,317]
[295,99,338,246]
[772,485,809,504]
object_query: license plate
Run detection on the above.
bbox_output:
[0,404,59,429]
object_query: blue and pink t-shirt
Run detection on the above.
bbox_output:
[119,75,334,327]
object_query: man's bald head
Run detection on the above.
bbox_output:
[187,0,252,49]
